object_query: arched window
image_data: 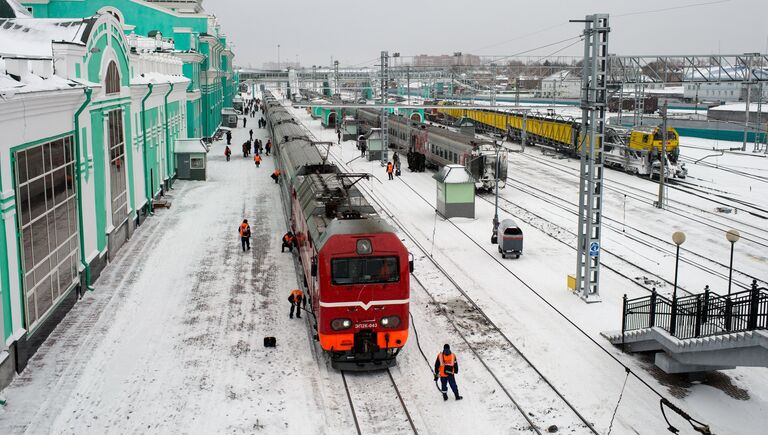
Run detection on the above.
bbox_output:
[105,61,120,95]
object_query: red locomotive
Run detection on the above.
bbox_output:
[265,93,411,370]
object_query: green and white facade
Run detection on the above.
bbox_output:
[21,0,238,138]
[0,1,236,387]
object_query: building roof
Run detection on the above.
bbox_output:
[0,17,95,58]
[175,138,208,154]
[0,0,29,18]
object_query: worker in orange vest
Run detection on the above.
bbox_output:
[288,288,306,319]
[271,168,281,184]
[238,219,251,252]
[386,162,394,180]
[254,153,262,167]
[281,231,295,253]
[434,344,463,401]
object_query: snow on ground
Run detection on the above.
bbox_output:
[0,120,347,434]
[284,100,768,435]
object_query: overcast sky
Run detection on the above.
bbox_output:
[204,0,768,68]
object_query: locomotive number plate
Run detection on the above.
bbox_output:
[355,322,378,329]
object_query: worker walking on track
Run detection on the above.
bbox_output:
[288,288,306,319]
[434,344,463,401]
[386,162,394,180]
[238,219,251,252]
[272,168,281,184]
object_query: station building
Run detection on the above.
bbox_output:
[0,0,237,388]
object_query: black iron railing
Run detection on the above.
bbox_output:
[622,280,768,340]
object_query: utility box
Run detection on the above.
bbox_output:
[221,108,239,128]
[433,164,475,218]
[567,274,577,292]
[365,128,384,161]
[175,139,209,181]
[341,116,359,141]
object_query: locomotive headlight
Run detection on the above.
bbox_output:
[356,239,372,255]
[380,316,401,329]
[331,318,353,331]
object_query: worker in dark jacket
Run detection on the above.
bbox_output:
[288,288,306,319]
[282,232,295,252]
[434,344,463,401]
[226,129,232,145]
[238,219,251,252]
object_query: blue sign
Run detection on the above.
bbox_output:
[589,242,600,257]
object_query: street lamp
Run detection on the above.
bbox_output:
[726,229,740,295]
[491,142,501,244]
[670,231,686,335]
[277,44,281,70]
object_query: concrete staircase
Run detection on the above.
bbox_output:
[602,327,768,373]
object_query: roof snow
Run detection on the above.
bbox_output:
[0,0,30,18]
[132,71,190,86]
[709,102,767,112]
[0,17,94,58]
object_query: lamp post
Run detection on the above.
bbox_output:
[670,231,686,335]
[726,229,740,296]
[491,142,501,244]
[277,44,281,70]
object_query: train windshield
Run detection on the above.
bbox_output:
[331,256,400,285]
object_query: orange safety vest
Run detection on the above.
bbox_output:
[254,154,262,163]
[290,289,303,303]
[283,233,294,243]
[386,163,393,173]
[273,169,281,177]
[437,352,456,377]
[239,223,250,237]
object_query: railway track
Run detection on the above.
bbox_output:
[341,369,418,435]
[512,149,768,249]
[500,175,765,290]
[282,112,599,433]
[315,154,598,434]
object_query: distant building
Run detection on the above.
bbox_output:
[413,53,480,67]
[262,61,300,70]
[539,70,581,99]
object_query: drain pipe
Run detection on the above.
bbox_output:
[163,82,175,190]
[141,83,154,214]
[73,88,95,291]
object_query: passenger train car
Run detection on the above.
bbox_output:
[438,107,687,179]
[264,93,411,370]
[356,108,508,191]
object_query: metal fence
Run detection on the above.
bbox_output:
[622,281,768,340]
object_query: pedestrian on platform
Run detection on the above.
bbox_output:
[288,288,306,319]
[265,140,272,156]
[249,129,254,141]
[242,141,249,158]
[271,168,281,184]
[386,162,394,180]
[434,344,463,401]
[360,141,367,158]
[257,140,263,155]
[337,128,342,144]
[254,153,262,167]
[281,232,295,253]
[226,129,232,145]
[224,145,231,161]
[238,219,251,252]
[395,159,401,176]
[242,117,247,128]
